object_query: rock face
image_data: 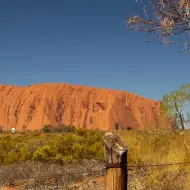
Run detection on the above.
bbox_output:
[0,83,165,131]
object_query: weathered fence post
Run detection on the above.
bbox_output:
[104,132,128,190]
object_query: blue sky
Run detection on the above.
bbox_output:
[0,0,189,100]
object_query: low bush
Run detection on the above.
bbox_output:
[0,126,3,133]
[42,124,76,133]
[0,128,104,165]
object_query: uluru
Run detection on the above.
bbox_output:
[0,83,164,131]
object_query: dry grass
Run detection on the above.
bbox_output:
[120,129,190,190]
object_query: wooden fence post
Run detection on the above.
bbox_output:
[104,132,128,190]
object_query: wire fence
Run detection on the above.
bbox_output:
[1,161,190,190]
[127,161,190,168]
[0,169,105,190]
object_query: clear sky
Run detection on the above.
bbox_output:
[0,0,189,100]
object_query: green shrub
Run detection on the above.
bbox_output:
[54,124,76,133]
[0,125,3,133]
[42,124,76,133]
[42,125,54,133]
[0,128,104,165]
[33,145,58,162]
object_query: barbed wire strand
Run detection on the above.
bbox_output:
[127,161,190,168]
[2,161,190,180]
[1,161,190,183]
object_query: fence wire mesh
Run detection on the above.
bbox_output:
[1,161,190,190]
